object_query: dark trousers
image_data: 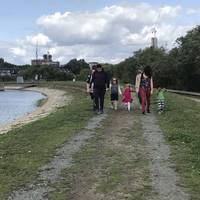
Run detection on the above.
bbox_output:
[94,88,106,111]
[90,92,97,110]
[139,87,151,113]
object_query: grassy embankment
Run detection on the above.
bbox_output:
[48,100,154,199]
[0,82,93,199]
[155,92,200,199]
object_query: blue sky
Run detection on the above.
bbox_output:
[1,0,200,64]
[0,0,199,40]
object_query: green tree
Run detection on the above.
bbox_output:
[175,26,200,91]
[63,59,89,75]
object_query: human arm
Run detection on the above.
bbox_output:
[90,73,95,89]
[118,85,122,95]
[86,75,91,93]
[151,77,154,95]
[135,74,141,93]
[105,73,110,89]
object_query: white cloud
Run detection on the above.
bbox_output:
[159,5,182,19]
[37,4,182,46]
[7,3,195,65]
[25,33,51,46]
[10,47,26,56]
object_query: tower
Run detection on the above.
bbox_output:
[36,41,38,60]
[151,28,158,48]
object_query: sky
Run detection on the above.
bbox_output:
[1,0,200,65]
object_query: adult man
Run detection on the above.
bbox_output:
[90,64,109,114]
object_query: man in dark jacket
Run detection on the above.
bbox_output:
[90,64,109,114]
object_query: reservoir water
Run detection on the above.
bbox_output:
[0,90,46,125]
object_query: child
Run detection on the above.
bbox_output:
[110,78,122,110]
[157,87,165,114]
[122,83,134,111]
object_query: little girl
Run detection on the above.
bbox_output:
[157,87,165,114]
[122,83,134,111]
[110,78,122,110]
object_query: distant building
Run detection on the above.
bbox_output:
[31,52,60,67]
[0,69,12,76]
[151,28,158,48]
[151,37,158,48]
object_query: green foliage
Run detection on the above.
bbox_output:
[0,76,16,82]
[0,83,93,199]
[77,68,90,81]
[22,65,74,81]
[106,25,200,91]
[0,58,29,77]
[156,93,200,199]
[63,58,89,75]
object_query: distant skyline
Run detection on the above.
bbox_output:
[1,0,200,64]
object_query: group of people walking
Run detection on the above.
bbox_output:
[87,64,165,115]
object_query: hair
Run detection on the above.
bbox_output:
[96,64,104,72]
[143,65,152,78]
[96,64,102,68]
[124,82,131,88]
[137,65,143,73]
[92,65,96,70]
[111,78,118,85]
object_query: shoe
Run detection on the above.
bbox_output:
[97,110,101,115]
[100,110,104,114]
[147,109,150,113]
[142,112,145,115]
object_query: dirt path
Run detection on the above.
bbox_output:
[49,107,190,199]
[56,109,155,200]
[8,114,107,200]
[141,113,189,200]
[8,103,190,199]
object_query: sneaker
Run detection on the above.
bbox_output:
[96,110,101,115]
[100,110,104,114]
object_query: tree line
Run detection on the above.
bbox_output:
[103,26,200,92]
[0,25,199,91]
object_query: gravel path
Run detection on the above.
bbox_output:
[8,114,107,200]
[141,113,189,200]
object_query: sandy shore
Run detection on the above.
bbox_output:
[0,87,72,134]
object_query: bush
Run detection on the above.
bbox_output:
[22,65,74,81]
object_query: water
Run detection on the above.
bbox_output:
[0,90,46,125]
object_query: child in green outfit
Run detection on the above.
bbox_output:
[157,87,165,114]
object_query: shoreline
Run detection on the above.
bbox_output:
[0,87,72,134]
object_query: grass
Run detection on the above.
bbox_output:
[0,82,93,199]
[154,91,200,200]
[48,110,154,200]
